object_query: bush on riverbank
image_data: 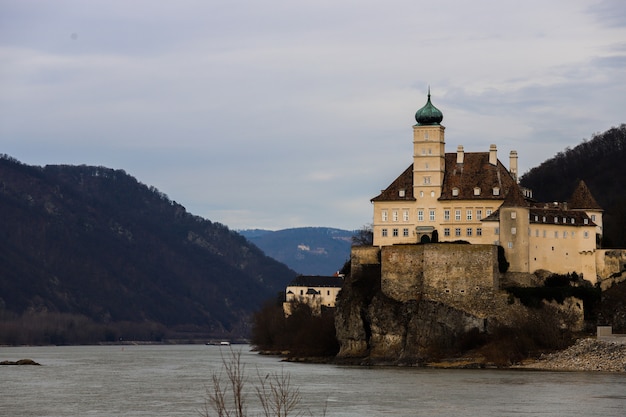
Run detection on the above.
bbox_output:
[449,304,578,367]
[251,300,339,357]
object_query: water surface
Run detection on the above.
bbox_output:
[1,345,624,416]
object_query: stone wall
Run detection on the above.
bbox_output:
[380,243,499,313]
[596,249,626,290]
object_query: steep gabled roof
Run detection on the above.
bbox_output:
[568,180,602,210]
[440,152,517,200]
[287,275,344,288]
[371,164,415,202]
[371,152,518,202]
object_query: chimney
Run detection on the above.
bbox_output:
[456,145,464,164]
[489,144,497,166]
[509,150,518,182]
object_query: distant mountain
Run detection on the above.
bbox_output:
[239,227,353,275]
[0,156,296,343]
[519,124,626,248]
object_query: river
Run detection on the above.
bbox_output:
[1,344,625,416]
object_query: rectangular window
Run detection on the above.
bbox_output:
[477,209,482,220]
[393,210,398,222]
[584,231,589,238]
[429,209,435,221]
[418,210,424,221]
[393,228,399,237]
[444,228,450,237]
[423,176,431,185]
[467,210,473,221]
[403,228,409,237]
[382,211,388,222]
[563,231,568,238]
[572,231,576,238]
[444,210,451,221]
[455,210,461,221]
[382,228,388,237]
[508,242,513,248]
[511,212,517,219]
[554,231,559,238]
[466,228,473,237]
[543,230,546,238]
[403,210,409,222]
[476,228,482,236]
[455,228,461,237]
[486,209,493,217]
[535,229,539,237]
[495,227,500,235]
[591,214,596,221]
[511,227,517,235]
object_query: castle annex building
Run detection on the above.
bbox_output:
[371,92,606,281]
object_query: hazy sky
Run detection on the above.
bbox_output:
[1,1,625,231]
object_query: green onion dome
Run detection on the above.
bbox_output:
[415,90,443,125]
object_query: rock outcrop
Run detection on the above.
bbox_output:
[335,244,585,365]
[0,359,41,365]
[335,254,504,365]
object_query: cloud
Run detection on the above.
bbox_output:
[1,0,625,230]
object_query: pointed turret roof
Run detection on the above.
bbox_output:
[500,181,530,208]
[568,180,602,210]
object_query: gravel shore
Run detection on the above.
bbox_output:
[519,338,626,372]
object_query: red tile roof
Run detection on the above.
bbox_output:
[371,152,518,202]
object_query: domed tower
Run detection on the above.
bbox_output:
[413,89,446,202]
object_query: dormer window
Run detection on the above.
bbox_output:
[554,217,558,223]
[452,188,459,197]
[399,189,406,197]
[493,187,500,196]
[474,187,481,196]
[571,218,575,224]
[584,218,588,225]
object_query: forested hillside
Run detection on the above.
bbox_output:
[0,156,296,344]
[519,125,626,248]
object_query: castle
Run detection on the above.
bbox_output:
[370,91,620,284]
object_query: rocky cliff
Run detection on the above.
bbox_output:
[334,244,585,365]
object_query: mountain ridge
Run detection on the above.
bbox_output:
[0,155,296,342]
[239,227,353,275]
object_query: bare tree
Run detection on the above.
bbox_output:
[256,368,302,417]
[351,224,373,246]
[201,348,314,417]
[203,349,247,417]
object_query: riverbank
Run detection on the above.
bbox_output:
[278,338,626,372]
[515,338,626,372]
